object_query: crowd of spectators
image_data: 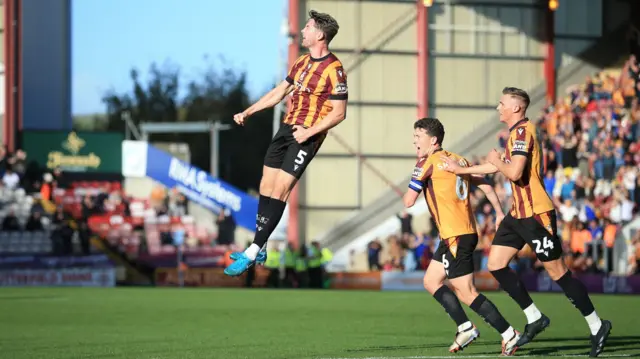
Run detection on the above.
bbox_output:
[366,55,640,276]
[0,144,140,256]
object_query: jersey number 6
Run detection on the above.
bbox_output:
[455,175,468,200]
[442,254,449,276]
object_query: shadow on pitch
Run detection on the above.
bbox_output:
[345,341,494,353]
[0,295,63,300]
[344,336,640,355]
[518,335,640,356]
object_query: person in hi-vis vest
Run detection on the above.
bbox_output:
[320,246,333,288]
[308,241,324,288]
[295,244,309,288]
[283,242,297,288]
[264,242,281,288]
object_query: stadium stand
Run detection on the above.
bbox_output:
[0,150,221,261]
[0,149,55,256]
[358,55,640,276]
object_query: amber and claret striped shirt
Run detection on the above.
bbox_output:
[505,119,554,219]
[409,149,477,240]
[284,53,348,128]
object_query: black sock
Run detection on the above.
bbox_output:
[258,195,270,216]
[555,270,595,316]
[254,195,271,242]
[253,198,287,248]
[490,267,534,310]
[433,285,470,327]
[470,294,510,334]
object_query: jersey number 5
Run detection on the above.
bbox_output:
[295,150,308,165]
[455,175,468,200]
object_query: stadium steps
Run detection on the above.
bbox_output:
[317,23,630,255]
[91,236,153,286]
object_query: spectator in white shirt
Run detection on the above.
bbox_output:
[559,198,580,223]
[2,168,20,190]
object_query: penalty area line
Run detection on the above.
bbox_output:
[318,354,634,359]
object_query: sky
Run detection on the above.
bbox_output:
[72,0,285,115]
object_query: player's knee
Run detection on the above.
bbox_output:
[259,180,274,196]
[458,289,479,307]
[451,283,478,306]
[269,182,291,201]
[543,259,567,281]
[423,276,443,294]
[487,257,508,272]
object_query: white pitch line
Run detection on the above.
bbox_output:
[333,356,634,359]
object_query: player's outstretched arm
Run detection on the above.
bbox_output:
[440,156,499,176]
[243,80,294,117]
[486,149,526,182]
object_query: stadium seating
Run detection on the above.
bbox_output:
[0,180,52,255]
[0,231,51,254]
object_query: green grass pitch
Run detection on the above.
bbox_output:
[1,288,639,359]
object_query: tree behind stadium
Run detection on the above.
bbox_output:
[101,57,274,193]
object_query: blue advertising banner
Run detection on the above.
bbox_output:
[145,145,258,231]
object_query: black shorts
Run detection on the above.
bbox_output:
[433,233,478,279]
[263,124,326,179]
[493,210,563,262]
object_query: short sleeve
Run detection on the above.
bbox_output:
[328,65,348,100]
[286,56,306,84]
[408,160,433,193]
[510,127,532,157]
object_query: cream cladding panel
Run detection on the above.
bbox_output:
[359,106,416,155]
[305,0,416,52]
[333,51,416,104]
[305,158,359,207]
[432,58,542,108]
[430,108,496,149]
[305,210,356,243]
[319,105,415,155]
[360,158,417,206]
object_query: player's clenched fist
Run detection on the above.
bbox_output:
[292,125,312,144]
[233,112,247,126]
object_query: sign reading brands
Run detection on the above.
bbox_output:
[145,145,258,231]
[0,268,116,287]
[22,131,124,173]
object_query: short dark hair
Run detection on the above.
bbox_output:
[414,117,445,145]
[502,87,530,110]
[309,10,339,44]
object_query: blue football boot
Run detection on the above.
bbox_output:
[224,252,253,276]
[229,250,267,265]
